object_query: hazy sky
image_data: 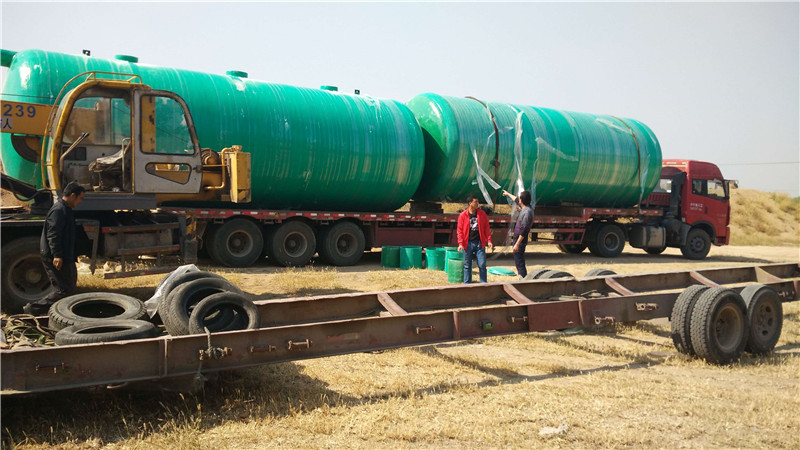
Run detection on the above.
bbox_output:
[2,1,798,196]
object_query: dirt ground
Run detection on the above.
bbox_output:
[2,244,799,449]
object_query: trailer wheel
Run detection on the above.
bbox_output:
[318,222,365,266]
[557,243,587,254]
[523,268,551,280]
[269,221,317,267]
[539,270,574,279]
[689,287,748,364]
[155,271,235,320]
[1,236,54,314]
[681,228,711,260]
[188,292,260,334]
[588,223,625,258]
[203,224,221,262]
[55,320,158,345]
[49,292,146,331]
[740,284,783,355]
[209,218,264,267]
[585,268,616,277]
[162,277,241,336]
[670,285,711,355]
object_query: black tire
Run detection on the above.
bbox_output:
[155,271,233,321]
[318,222,365,266]
[268,221,316,267]
[1,236,54,314]
[557,243,587,254]
[188,292,260,334]
[681,228,711,260]
[585,268,617,277]
[55,320,158,345]
[539,270,574,279]
[588,223,625,258]
[645,245,667,255]
[689,287,748,364]
[203,224,221,263]
[524,268,551,280]
[162,277,242,336]
[49,292,147,331]
[740,284,783,355]
[208,218,264,267]
[670,285,711,355]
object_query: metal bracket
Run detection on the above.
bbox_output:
[288,339,312,350]
[35,362,67,374]
[249,345,277,353]
[635,303,659,311]
[508,315,528,323]
[415,326,435,335]
[198,347,232,361]
[594,316,615,326]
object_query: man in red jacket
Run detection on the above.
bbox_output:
[457,194,493,283]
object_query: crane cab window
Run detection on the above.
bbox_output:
[140,95,194,155]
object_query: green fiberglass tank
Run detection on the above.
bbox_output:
[1,49,424,212]
[407,94,661,208]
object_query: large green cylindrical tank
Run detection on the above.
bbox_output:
[0,49,424,212]
[407,94,662,207]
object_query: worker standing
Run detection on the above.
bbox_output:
[457,194,493,283]
[503,189,533,279]
[23,182,85,315]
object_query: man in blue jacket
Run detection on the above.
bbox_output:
[23,181,85,315]
[503,189,533,279]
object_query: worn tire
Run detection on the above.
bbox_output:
[156,271,233,321]
[209,218,264,267]
[681,228,711,260]
[318,222,365,266]
[55,320,158,345]
[162,277,242,336]
[557,243,587,254]
[585,268,617,277]
[203,224,221,263]
[689,287,748,364]
[524,268,551,280]
[588,223,625,258]
[188,292,260,334]
[670,285,711,355]
[49,292,147,331]
[1,236,55,314]
[740,284,783,355]
[539,270,574,279]
[268,221,316,267]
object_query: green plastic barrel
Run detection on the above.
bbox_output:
[400,246,422,269]
[444,249,462,272]
[381,246,400,268]
[442,246,458,252]
[407,93,661,207]
[0,49,425,212]
[425,248,445,271]
[446,257,463,283]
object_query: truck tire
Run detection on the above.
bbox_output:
[203,224,221,262]
[155,271,235,320]
[524,268,551,280]
[681,228,711,260]
[1,236,54,314]
[740,284,783,355]
[670,285,710,355]
[268,221,316,267]
[689,287,748,364]
[585,268,616,277]
[539,270,574,279]
[209,218,264,267]
[588,223,625,258]
[162,278,241,336]
[55,320,158,345]
[318,222,365,266]
[557,243,587,254]
[49,292,147,331]
[188,292,260,334]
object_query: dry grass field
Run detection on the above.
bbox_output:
[1,189,798,449]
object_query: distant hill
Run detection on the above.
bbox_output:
[730,189,799,246]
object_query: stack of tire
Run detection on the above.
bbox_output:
[155,271,260,336]
[49,271,260,345]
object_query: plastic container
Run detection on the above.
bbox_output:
[425,247,445,271]
[446,257,463,283]
[381,246,400,268]
[400,246,422,269]
[444,249,462,272]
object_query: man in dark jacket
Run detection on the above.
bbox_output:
[23,181,85,315]
[457,194,493,283]
[503,189,533,278]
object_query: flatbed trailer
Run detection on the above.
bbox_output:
[2,262,798,395]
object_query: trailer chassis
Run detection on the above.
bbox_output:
[2,263,798,395]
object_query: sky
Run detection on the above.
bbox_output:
[1,1,798,196]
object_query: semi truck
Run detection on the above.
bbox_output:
[1,49,734,313]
